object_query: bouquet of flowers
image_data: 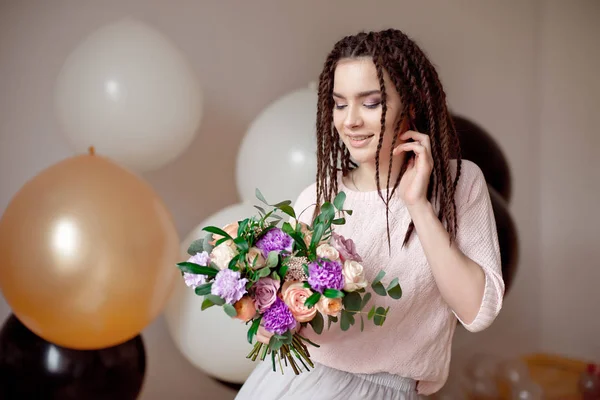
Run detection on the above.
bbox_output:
[176,190,402,375]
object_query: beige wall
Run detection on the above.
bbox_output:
[0,0,596,398]
[539,0,600,361]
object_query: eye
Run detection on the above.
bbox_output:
[334,104,347,110]
[364,101,381,109]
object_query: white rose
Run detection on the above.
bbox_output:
[210,242,238,270]
[342,260,368,292]
[316,244,340,261]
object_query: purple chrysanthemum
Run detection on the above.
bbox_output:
[183,251,211,288]
[255,228,293,258]
[307,258,344,293]
[210,269,248,304]
[262,298,297,335]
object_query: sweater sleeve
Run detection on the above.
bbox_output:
[453,161,505,332]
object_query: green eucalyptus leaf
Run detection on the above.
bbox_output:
[372,282,387,296]
[194,283,213,296]
[223,303,237,318]
[360,315,365,332]
[201,298,215,310]
[332,218,346,225]
[387,282,403,300]
[266,251,279,269]
[309,311,324,334]
[342,291,361,311]
[187,239,205,256]
[374,307,386,326]
[360,292,372,310]
[205,294,225,306]
[257,267,271,278]
[333,191,346,211]
[367,305,376,320]
[373,270,386,285]
[255,188,269,205]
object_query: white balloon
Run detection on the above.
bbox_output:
[236,85,317,204]
[164,202,260,384]
[54,18,203,172]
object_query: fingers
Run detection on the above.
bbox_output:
[400,130,431,151]
[393,142,426,156]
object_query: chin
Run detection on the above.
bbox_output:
[346,148,377,165]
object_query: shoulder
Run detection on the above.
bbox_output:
[450,159,488,206]
[293,182,317,206]
[292,182,318,224]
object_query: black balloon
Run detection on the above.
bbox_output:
[487,185,519,295]
[452,114,512,202]
[0,314,146,400]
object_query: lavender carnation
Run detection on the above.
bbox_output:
[183,251,211,288]
[211,269,248,304]
[262,298,297,335]
[255,228,293,258]
[307,258,345,293]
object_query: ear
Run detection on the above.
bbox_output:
[409,104,416,120]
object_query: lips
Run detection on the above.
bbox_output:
[346,134,374,148]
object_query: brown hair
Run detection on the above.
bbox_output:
[314,29,462,250]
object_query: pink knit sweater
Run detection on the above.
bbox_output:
[293,160,504,395]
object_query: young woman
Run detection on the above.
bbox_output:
[236,28,504,399]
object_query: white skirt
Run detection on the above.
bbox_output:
[235,360,422,400]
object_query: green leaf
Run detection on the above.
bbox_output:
[367,305,376,320]
[387,277,399,291]
[255,188,269,205]
[374,307,386,326]
[361,315,365,332]
[320,202,336,223]
[223,303,237,318]
[203,226,234,241]
[176,262,218,276]
[323,289,344,299]
[271,271,280,281]
[194,283,213,296]
[372,282,387,296]
[237,218,250,237]
[344,209,353,216]
[273,200,292,207]
[387,280,403,300]
[228,254,241,270]
[254,205,266,216]
[205,294,225,306]
[201,298,215,310]
[309,311,324,334]
[187,239,205,256]
[279,264,288,280]
[332,218,346,225]
[373,270,386,285]
[304,292,321,309]
[234,236,249,252]
[247,317,261,344]
[265,251,279,269]
[289,231,307,252]
[360,292,372,310]
[342,291,361,311]
[202,234,215,253]
[281,329,293,344]
[257,267,271,278]
[340,310,351,331]
[310,223,325,251]
[327,315,338,330]
[333,191,346,211]
[277,204,296,219]
[281,222,294,235]
[268,336,284,352]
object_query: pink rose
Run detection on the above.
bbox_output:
[253,278,280,313]
[330,232,362,262]
[256,325,273,345]
[281,281,317,323]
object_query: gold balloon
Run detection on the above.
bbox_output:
[0,150,180,349]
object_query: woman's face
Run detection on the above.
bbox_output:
[332,57,406,166]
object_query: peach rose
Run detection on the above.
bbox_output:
[233,296,256,322]
[316,244,340,261]
[255,325,274,345]
[342,260,368,292]
[316,296,343,316]
[210,222,239,245]
[281,281,317,322]
[246,247,266,269]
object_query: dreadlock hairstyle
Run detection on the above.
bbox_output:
[314,29,462,250]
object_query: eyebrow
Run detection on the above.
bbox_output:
[332,90,381,100]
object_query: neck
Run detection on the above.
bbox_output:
[352,153,406,192]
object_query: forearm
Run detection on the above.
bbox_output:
[408,201,485,324]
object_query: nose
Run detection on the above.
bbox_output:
[343,105,363,130]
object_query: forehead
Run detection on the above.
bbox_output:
[333,57,395,96]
